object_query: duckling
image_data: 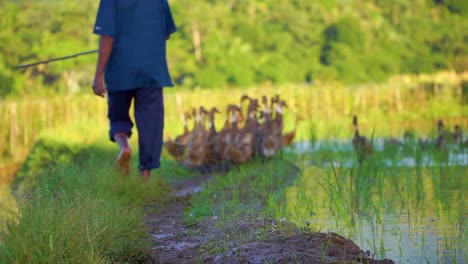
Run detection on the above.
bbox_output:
[352,115,373,162]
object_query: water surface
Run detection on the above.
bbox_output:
[283,141,467,263]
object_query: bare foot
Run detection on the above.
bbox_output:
[115,147,132,175]
[141,170,150,182]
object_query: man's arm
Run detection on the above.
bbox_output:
[92,36,114,97]
[92,0,117,97]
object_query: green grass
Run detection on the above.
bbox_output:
[181,155,302,254]
[0,122,195,263]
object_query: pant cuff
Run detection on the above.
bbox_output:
[139,162,160,172]
[109,121,133,142]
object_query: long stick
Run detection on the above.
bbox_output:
[15,50,98,69]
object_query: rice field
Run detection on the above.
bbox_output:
[1,71,467,168]
[182,137,466,262]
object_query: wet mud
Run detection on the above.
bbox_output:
[144,173,394,264]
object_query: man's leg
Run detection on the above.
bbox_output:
[134,87,164,181]
[108,90,135,175]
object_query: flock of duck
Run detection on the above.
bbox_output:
[166,94,300,171]
[166,95,465,169]
[353,116,466,162]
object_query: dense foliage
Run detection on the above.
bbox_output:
[0,0,467,97]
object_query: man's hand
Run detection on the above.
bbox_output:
[92,74,106,97]
[93,35,114,98]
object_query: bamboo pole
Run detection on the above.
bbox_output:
[15,50,98,69]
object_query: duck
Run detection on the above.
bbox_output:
[261,95,273,122]
[239,97,258,147]
[204,107,222,165]
[240,96,264,158]
[352,115,373,162]
[224,105,253,163]
[283,116,302,147]
[274,98,287,134]
[452,125,468,148]
[453,125,463,145]
[260,110,282,158]
[166,111,192,161]
[403,129,416,142]
[175,111,192,145]
[225,139,253,164]
[435,120,446,149]
[188,106,208,150]
[185,106,209,168]
[216,105,234,161]
[384,137,403,149]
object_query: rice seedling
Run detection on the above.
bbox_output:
[275,141,467,261]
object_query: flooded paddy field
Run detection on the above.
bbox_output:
[284,140,467,263]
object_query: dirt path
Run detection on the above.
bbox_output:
[144,172,394,264]
[144,174,212,263]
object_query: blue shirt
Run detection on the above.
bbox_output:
[93,0,177,90]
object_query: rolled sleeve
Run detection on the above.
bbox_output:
[164,0,177,36]
[93,0,117,37]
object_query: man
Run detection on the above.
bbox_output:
[92,0,177,181]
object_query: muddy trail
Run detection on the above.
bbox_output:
[144,165,394,264]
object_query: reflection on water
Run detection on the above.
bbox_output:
[283,142,467,263]
[291,140,468,167]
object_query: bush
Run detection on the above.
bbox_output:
[436,0,468,16]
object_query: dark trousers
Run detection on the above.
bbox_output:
[107,87,164,171]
